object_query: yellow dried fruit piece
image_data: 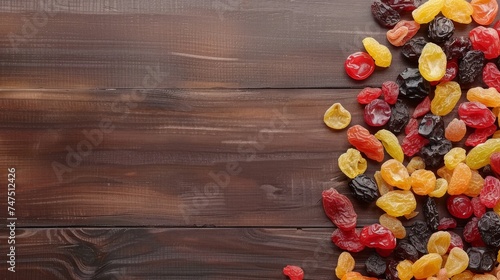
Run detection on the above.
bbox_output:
[451,270,474,280]
[397,260,414,280]
[381,159,411,190]
[324,103,351,129]
[412,253,443,279]
[429,178,448,198]
[419,43,447,82]
[471,274,497,280]
[412,0,445,24]
[431,81,462,116]
[466,138,500,169]
[406,156,425,174]
[444,147,467,170]
[335,251,355,279]
[374,170,394,196]
[376,190,417,217]
[427,231,451,255]
[362,37,392,68]
[467,87,500,107]
[338,148,368,179]
[445,247,469,277]
[379,213,406,239]
[375,129,404,162]
[442,0,473,24]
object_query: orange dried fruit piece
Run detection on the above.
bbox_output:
[381,159,411,190]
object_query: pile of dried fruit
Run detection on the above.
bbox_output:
[283,0,500,279]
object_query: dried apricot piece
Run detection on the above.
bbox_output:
[381,159,411,190]
[411,169,436,195]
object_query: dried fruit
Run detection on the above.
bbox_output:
[283,265,304,280]
[363,37,392,67]
[381,159,411,190]
[347,125,384,162]
[418,42,447,82]
[412,253,443,279]
[458,50,485,84]
[458,101,496,129]
[331,228,365,253]
[360,223,397,249]
[412,0,444,24]
[322,188,357,230]
[445,118,467,142]
[427,231,451,255]
[364,99,392,127]
[338,149,368,179]
[423,197,439,231]
[396,67,430,101]
[372,0,401,28]
[324,103,352,129]
[365,254,387,277]
[349,174,379,203]
[431,81,461,116]
[376,190,417,217]
[375,129,404,162]
[442,0,473,24]
[335,251,355,279]
[428,16,455,43]
[445,247,469,277]
[379,213,406,239]
[345,52,375,81]
[447,195,473,219]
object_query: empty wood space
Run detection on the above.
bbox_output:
[0,1,498,279]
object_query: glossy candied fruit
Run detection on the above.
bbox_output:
[345,52,375,81]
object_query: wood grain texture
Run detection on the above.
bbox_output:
[0,88,407,227]
[0,227,375,280]
[0,0,494,89]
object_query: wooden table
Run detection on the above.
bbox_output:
[0,1,496,279]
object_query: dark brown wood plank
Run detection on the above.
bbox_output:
[0,0,495,89]
[0,88,401,227]
[0,227,357,280]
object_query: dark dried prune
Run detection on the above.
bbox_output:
[349,174,379,203]
[396,67,430,101]
[466,247,497,273]
[381,0,421,11]
[458,50,485,84]
[423,197,439,232]
[371,1,401,28]
[365,253,387,277]
[428,16,454,43]
[401,37,427,62]
[385,259,399,280]
[387,99,410,134]
[444,36,472,60]
[477,211,500,248]
[418,113,444,142]
[408,220,431,255]
[419,139,452,169]
[393,239,419,262]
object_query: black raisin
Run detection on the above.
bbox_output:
[466,247,497,273]
[408,220,431,255]
[387,99,410,134]
[423,197,439,232]
[418,113,445,142]
[459,50,485,84]
[365,253,387,277]
[393,239,419,262]
[428,16,454,43]
[401,37,428,63]
[385,259,399,280]
[349,174,379,203]
[477,211,500,248]
[396,67,430,101]
[381,0,421,12]
[371,1,401,28]
[419,139,452,169]
[444,36,472,60]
